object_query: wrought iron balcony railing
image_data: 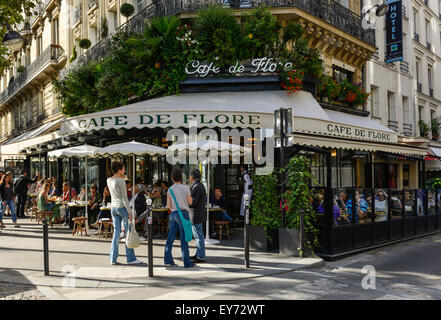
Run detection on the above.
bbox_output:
[60,0,375,79]
[399,61,409,73]
[417,82,423,93]
[426,42,431,51]
[158,0,375,46]
[0,44,65,106]
[414,33,420,42]
[429,88,434,97]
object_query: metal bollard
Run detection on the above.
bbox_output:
[43,218,49,276]
[243,194,250,268]
[146,198,153,277]
[299,210,304,258]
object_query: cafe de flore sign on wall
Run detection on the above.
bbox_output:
[60,58,398,145]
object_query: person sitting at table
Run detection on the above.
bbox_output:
[60,182,77,224]
[161,181,169,206]
[149,183,163,207]
[210,187,232,222]
[88,184,101,225]
[375,189,388,221]
[346,190,368,223]
[78,184,89,202]
[95,186,112,223]
[37,182,60,222]
[126,180,132,200]
[337,191,348,213]
[49,177,58,197]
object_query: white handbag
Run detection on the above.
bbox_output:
[125,216,140,249]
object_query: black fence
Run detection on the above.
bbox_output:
[312,187,441,260]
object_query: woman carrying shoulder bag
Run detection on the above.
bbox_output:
[164,168,195,268]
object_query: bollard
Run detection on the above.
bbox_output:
[43,218,49,276]
[146,198,153,277]
[243,194,250,268]
[299,210,304,258]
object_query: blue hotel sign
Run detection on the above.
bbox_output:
[385,0,403,63]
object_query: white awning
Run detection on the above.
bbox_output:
[429,146,441,158]
[58,90,427,154]
[4,118,63,145]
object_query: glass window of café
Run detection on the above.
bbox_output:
[29,155,47,179]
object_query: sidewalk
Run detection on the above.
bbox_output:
[0,218,323,289]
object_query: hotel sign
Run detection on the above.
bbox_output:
[385,0,403,63]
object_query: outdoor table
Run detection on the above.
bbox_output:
[152,208,169,237]
[68,202,87,229]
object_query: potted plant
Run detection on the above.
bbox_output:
[338,78,369,109]
[79,38,92,50]
[16,66,26,73]
[317,74,340,103]
[120,3,135,18]
[431,118,440,140]
[250,173,281,251]
[279,156,319,257]
[418,120,430,137]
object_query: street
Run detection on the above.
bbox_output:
[1,217,440,300]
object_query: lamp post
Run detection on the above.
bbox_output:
[2,23,25,52]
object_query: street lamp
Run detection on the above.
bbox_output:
[2,23,25,52]
[365,1,389,17]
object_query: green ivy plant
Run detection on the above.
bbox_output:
[280,156,319,251]
[250,173,282,244]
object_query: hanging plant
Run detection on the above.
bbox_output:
[120,3,135,18]
[101,17,108,39]
[280,68,304,95]
[317,74,340,102]
[339,78,369,108]
[79,38,92,49]
[69,46,77,63]
[17,65,26,73]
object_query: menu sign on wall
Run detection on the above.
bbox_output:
[385,0,403,63]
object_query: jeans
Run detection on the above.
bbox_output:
[221,210,232,222]
[0,202,3,222]
[110,207,137,264]
[3,200,17,223]
[192,223,206,260]
[164,210,193,268]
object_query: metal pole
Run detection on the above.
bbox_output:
[280,108,285,228]
[299,209,304,258]
[85,157,89,235]
[244,194,250,268]
[146,198,153,277]
[43,218,49,276]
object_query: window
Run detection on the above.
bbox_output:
[414,10,418,34]
[370,86,380,118]
[428,66,433,89]
[426,19,431,44]
[388,91,396,122]
[36,36,42,56]
[332,65,353,83]
[52,18,59,45]
[416,59,420,82]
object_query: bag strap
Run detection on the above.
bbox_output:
[169,187,182,214]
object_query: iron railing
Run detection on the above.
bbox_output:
[417,82,423,93]
[414,33,420,42]
[60,0,375,79]
[0,44,65,105]
[430,88,434,97]
[400,60,409,73]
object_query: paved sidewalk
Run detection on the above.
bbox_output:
[0,218,323,289]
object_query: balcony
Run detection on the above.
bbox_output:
[403,123,412,136]
[30,3,44,27]
[414,33,420,42]
[429,88,434,97]
[37,114,45,123]
[426,42,431,51]
[417,83,423,93]
[399,61,409,73]
[26,120,33,128]
[0,44,65,107]
[388,120,398,131]
[61,0,375,80]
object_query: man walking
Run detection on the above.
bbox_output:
[14,170,39,218]
[189,169,207,263]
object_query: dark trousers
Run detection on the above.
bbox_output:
[16,194,27,218]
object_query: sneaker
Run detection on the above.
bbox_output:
[165,263,178,267]
[111,261,118,265]
[191,256,206,263]
[120,231,126,239]
[128,259,144,265]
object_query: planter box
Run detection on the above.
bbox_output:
[249,225,279,252]
[278,227,313,257]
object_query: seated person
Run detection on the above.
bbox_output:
[130,184,147,218]
[210,187,232,222]
[78,184,89,201]
[374,190,388,221]
[148,183,163,207]
[337,191,348,213]
[346,190,368,223]
[37,182,60,222]
[96,186,111,221]
[60,182,77,222]
[88,184,101,225]
[126,180,132,200]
